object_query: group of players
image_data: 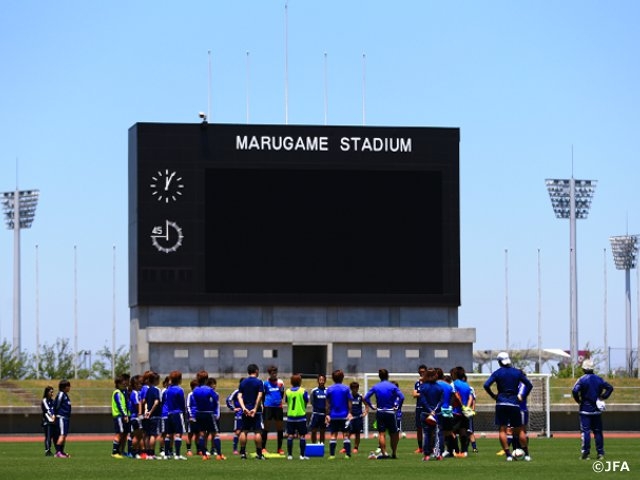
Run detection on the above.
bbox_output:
[40,352,616,463]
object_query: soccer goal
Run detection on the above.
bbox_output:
[362,372,551,438]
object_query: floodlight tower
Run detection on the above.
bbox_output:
[1,189,40,353]
[609,234,638,375]
[545,178,596,373]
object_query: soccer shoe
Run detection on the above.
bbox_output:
[55,452,70,458]
[422,455,430,462]
[299,456,309,460]
[375,447,382,455]
[215,454,227,461]
[328,456,336,460]
[240,453,247,460]
[414,448,423,454]
[277,449,285,455]
[434,455,443,461]
[597,454,605,460]
[473,448,479,453]
[45,450,53,456]
[344,455,351,460]
[376,453,390,460]
[496,450,506,456]
[506,456,513,462]
[524,455,531,462]
[454,452,468,458]
[340,448,346,453]
[287,455,293,460]
[186,450,193,457]
[255,455,267,460]
[442,451,452,458]
[368,451,377,460]
[111,453,124,459]
[233,450,239,455]
[174,455,188,460]
[352,448,358,454]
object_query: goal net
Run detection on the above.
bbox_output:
[362,372,551,438]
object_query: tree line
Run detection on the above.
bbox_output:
[0,338,130,379]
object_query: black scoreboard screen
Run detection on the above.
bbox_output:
[129,123,460,306]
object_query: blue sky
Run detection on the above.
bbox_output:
[1,1,639,370]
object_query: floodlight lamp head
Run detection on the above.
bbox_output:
[198,112,208,123]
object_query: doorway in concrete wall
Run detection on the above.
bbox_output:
[292,345,327,378]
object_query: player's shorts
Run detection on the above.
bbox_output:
[452,414,468,432]
[467,417,475,434]
[144,417,161,436]
[415,407,424,429]
[242,412,264,432]
[309,412,326,430]
[520,410,529,427]
[56,416,70,436]
[233,415,243,432]
[439,415,455,431]
[495,404,522,428]
[375,411,398,434]
[328,418,350,434]
[263,406,284,422]
[286,419,308,436]
[166,412,186,435]
[196,411,217,434]
[113,416,129,434]
[130,417,143,431]
[349,416,364,434]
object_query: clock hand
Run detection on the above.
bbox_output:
[164,172,176,190]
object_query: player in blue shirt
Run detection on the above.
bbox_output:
[186,378,198,456]
[364,368,405,459]
[417,368,444,461]
[142,371,162,459]
[129,375,144,458]
[572,359,614,460]
[53,379,72,458]
[237,364,266,460]
[347,381,368,454]
[452,366,472,457]
[412,364,428,454]
[41,386,56,456]
[164,370,188,460]
[226,378,244,454]
[325,369,353,459]
[309,374,327,444]
[262,365,285,454]
[483,352,533,461]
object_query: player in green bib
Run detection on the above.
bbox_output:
[283,374,310,460]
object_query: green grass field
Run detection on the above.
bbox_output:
[0,436,635,480]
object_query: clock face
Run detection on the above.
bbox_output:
[150,220,184,253]
[150,169,184,203]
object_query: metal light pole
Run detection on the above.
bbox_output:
[609,234,638,376]
[546,178,596,375]
[1,189,39,353]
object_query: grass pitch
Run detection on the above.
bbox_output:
[0,436,635,480]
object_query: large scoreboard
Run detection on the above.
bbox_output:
[129,123,460,307]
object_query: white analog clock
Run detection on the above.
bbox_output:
[150,220,184,253]
[150,169,184,203]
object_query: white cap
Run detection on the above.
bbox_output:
[582,359,594,371]
[497,351,511,365]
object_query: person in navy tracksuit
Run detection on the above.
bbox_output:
[572,359,614,460]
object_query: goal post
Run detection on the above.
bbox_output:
[362,372,551,438]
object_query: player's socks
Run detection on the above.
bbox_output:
[287,438,294,456]
[164,438,171,456]
[262,430,268,450]
[213,437,222,455]
[300,438,306,457]
[277,430,284,451]
[233,435,239,452]
[343,439,351,456]
[174,438,182,456]
[329,440,337,456]
[112,441,120,455]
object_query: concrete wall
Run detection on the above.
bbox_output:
[130,305,474,376]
